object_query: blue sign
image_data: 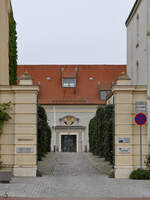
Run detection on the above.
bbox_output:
[135,113,147,125]
[118,138,130,143]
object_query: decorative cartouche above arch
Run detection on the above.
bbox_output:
[59,115,79,126]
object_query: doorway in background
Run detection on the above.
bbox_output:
[61,135,77,152]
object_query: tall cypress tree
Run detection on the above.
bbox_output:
[9,11,17,85]
[37,105,51,161]
[88,105,114,164]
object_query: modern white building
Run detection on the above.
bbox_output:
[126,0,150,152]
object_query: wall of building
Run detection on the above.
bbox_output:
[0,0,10,85]
[43,105,98,152]
[147,0,150,88]
[127,0,148,86]
[126,0,150,153]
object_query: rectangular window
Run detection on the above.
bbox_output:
[100,90,111,100]
[62,78,76,88]
[136,14,139,48]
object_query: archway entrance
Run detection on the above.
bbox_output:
[53,125,85,152]
[61,135,77,152]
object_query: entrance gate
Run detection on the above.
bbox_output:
[112,74,147,178]
[61,135,77,152]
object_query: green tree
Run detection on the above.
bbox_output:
[37,105,51,161]
[88,104,114,164]
[9,11,17,85]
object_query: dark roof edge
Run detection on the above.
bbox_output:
[125,0,142,26]
[39,103,105,105]
[18,64,126,67]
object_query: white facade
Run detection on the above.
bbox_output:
[127,0,150,86]
[43,105,98,152]
[126,0,150,151]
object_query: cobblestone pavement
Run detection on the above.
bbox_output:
[38,152,112,176]
[0,153,150,198]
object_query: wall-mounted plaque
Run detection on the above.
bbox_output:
[135,102,147,113]
[118,147,130,154]
[18,138,33,142]
[118,138,130,143]
[16,147,34,153]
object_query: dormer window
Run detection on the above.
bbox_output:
[62,78,76,88]
[100,90,111,100]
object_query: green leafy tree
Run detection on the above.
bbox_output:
[37,105,51,161]
[0,102,12,134]
[9,11,17,85]
[0,102,12,169]
[89,104,114,164]
[96,106,105,157]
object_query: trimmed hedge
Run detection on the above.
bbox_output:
[9,11,17,85]
[89,104,114,164]
[37,105,51,161]
[130,168,150,180]
[0,161,3,170]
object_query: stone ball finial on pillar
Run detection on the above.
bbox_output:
[19,71,33,85]
[116,71,131,85]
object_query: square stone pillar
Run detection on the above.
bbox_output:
[112,73,147,178]
[0,84,39,176]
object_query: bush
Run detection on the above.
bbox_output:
[0,161,3,170]
[88,104,114,164]
[37,105,51,161]
[145,155,150,169]
[130,168,150,179]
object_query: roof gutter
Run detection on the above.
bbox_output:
[125,0,142,27]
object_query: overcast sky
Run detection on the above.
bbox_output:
[11,0,135,65]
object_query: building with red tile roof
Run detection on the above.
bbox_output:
[18,65,126,105]
[18,65,126,153]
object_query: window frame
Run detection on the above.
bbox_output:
[62,78,76,88]
[99,90,111,100]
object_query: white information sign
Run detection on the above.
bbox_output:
[16,147,34,153]
[118,147,130,154]
[135,102,147,113]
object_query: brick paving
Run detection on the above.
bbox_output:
[0,153,150,198]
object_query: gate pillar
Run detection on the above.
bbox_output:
[112,73,147,178]
[0,72,39,176]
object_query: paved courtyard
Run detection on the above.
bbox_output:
[0,153,150,198]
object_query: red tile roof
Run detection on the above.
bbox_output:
[63,67,77,78]
[17,65,126,105]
